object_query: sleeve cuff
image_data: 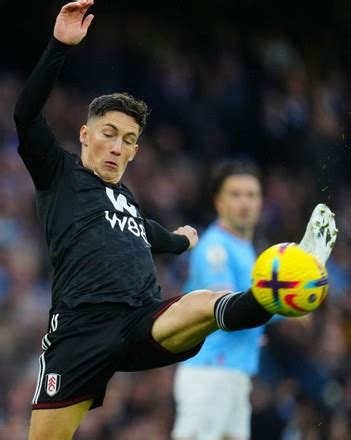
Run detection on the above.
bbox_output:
[48,36,75,53]
[172,234,190,254]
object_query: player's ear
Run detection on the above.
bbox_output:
[80,125,88,147]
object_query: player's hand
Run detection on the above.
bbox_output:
[173,225,198,250]
[54,0,95,46]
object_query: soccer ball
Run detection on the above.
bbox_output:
[251,242,329,317]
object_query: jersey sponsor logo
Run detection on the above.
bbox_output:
[104,188,149,245]
[106,189,138,217]
[45,373,61,397]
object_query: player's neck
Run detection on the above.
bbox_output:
[217,219,253,241]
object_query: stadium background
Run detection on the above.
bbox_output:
[0,0,351,438]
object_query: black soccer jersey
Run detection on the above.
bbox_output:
[14,38,189,309]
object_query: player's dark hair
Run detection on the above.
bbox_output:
[88,92,151,132]
[210,158,262,196]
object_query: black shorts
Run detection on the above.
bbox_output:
[32,296,204,410]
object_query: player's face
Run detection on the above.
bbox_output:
[80,111,140,184]
[215,174,262,238]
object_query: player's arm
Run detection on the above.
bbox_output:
[144,219,197,254]
[13,1,94,189]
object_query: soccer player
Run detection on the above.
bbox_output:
[171,160,337,440]
[171,158,265,440]
[13,2,337,439]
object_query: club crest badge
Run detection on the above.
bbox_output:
[45,373,61,396]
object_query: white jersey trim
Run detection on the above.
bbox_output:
[32,314,59,404]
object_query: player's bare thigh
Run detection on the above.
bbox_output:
[152,290,230,353]
[28,399,93,440]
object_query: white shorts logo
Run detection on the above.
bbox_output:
[45,373,61,397]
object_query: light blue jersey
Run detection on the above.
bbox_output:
[181,222,265,375]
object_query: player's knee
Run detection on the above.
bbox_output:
[183,289,228,320]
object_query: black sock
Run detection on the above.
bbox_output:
[214,289,273,331]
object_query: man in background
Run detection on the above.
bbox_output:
[171,158,336,440]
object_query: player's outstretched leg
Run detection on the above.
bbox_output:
[299,203,338,265]
[152,289,273,353]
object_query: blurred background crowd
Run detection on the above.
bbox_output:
[0,0,351,438]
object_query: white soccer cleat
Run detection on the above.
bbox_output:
[298,203,338,265]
